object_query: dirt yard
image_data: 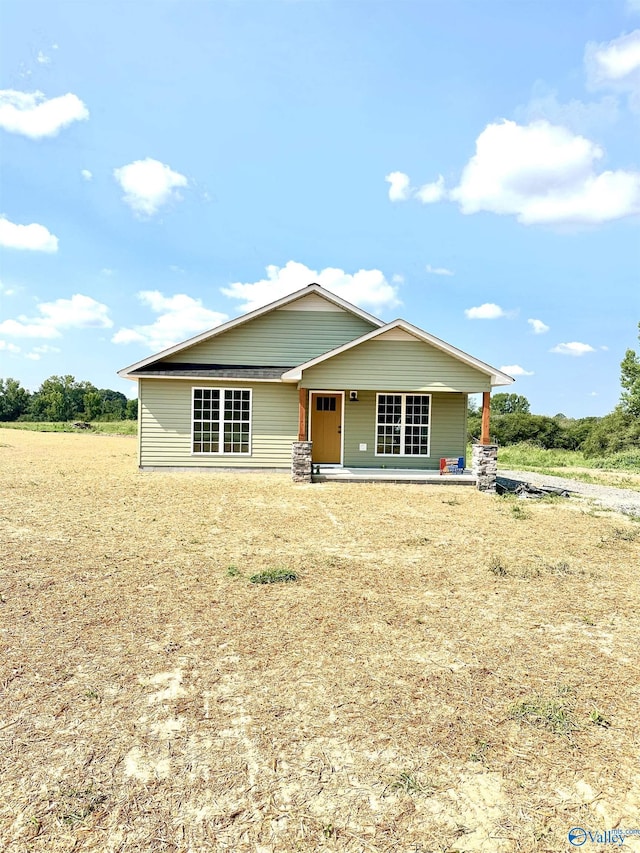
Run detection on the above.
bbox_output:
[1,429,639,853]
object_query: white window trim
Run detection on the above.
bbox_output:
[191,386,253,456]
[374,392,431,458]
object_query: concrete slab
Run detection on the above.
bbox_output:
[312,467,476,485]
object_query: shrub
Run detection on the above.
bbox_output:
[582,408,640,458]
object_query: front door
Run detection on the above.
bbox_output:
[311,393,342,464]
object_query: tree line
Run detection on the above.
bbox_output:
[470,323,640,458]
[0,375,138,422]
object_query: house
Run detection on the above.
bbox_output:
[118,284,514,483]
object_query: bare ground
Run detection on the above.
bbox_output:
[1,429,639,853]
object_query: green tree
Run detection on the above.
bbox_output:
[125,398,138,420]
[620,322,640,417]
[83,390,104,421]
[29,375,97,421]
[0,378,31,421]
[582,408,640,457]
[97,389,127,420]
[491,393,530,414]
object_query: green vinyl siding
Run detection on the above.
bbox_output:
[301,339,491,393]
[163,310,376,366]
[139,379,298,468]
[341,391,467,469]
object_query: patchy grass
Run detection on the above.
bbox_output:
[1,427,639,852]
[509,695,578,736]
[57,785,108,827]
[0,420,137,435]
[488,555,509,576]
[546,559,573,575]
[384,771,435,796]
[589,708,611,728]
[509,502,531,520]
[249,568,298,584]
[495,443,590,470]
[609,526,640,542]
[494,441,640,490]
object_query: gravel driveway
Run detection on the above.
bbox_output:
[498,467,640,517]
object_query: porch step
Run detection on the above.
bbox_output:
[312,467,476,485]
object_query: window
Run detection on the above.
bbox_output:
[376,393,430,456]
[193,388,251,454]
[316,396,337,412]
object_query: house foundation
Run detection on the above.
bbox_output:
[292,441,313,483]
[472,444,498,492]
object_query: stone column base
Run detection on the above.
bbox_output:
[472,444,498,492]
[292,441,313,483]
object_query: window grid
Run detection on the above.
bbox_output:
[316,396,337,412]
[193,388,251,455]
[376,393,430,456]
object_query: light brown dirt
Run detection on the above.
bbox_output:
[1,428,639,853]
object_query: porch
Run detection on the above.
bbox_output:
[311,465,477,485]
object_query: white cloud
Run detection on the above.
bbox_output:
[416,175,446,204]
[464,303,506,320]
[385,171,412,201]
[425,264,454,276]
[385,172,447,204]
[81,169,93,181]
[33,344,60,354]
[0,340,21,353]
[0,90,88,138]
[0,279,16,296]
[528,318,549,334]
[500,364,534,376]
[0,294,112,339]
[585,30,640,110]
[0,216,58,252]
[36,51,51,65]
[449,119,640,225]
[392,273,404,284]
[586,30,640,82]
[550,341,596,356]
[221,260,401,314]
[113,158,188,216]
[112,292,228,351]
[0,319,60,339]
[24,345,61,360]
[516,83,620,136]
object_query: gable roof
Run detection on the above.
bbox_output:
[118,283,384,379]
[281,319,515,387]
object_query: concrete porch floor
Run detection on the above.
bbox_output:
[312,466,476,485]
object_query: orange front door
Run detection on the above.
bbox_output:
[311,394,342,463]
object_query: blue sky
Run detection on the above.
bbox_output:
[1,0,639,416]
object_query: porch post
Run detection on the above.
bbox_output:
[481,390,491,444]
[473,391,497,492]
[298,388,308,441]
[293,388,312,482]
